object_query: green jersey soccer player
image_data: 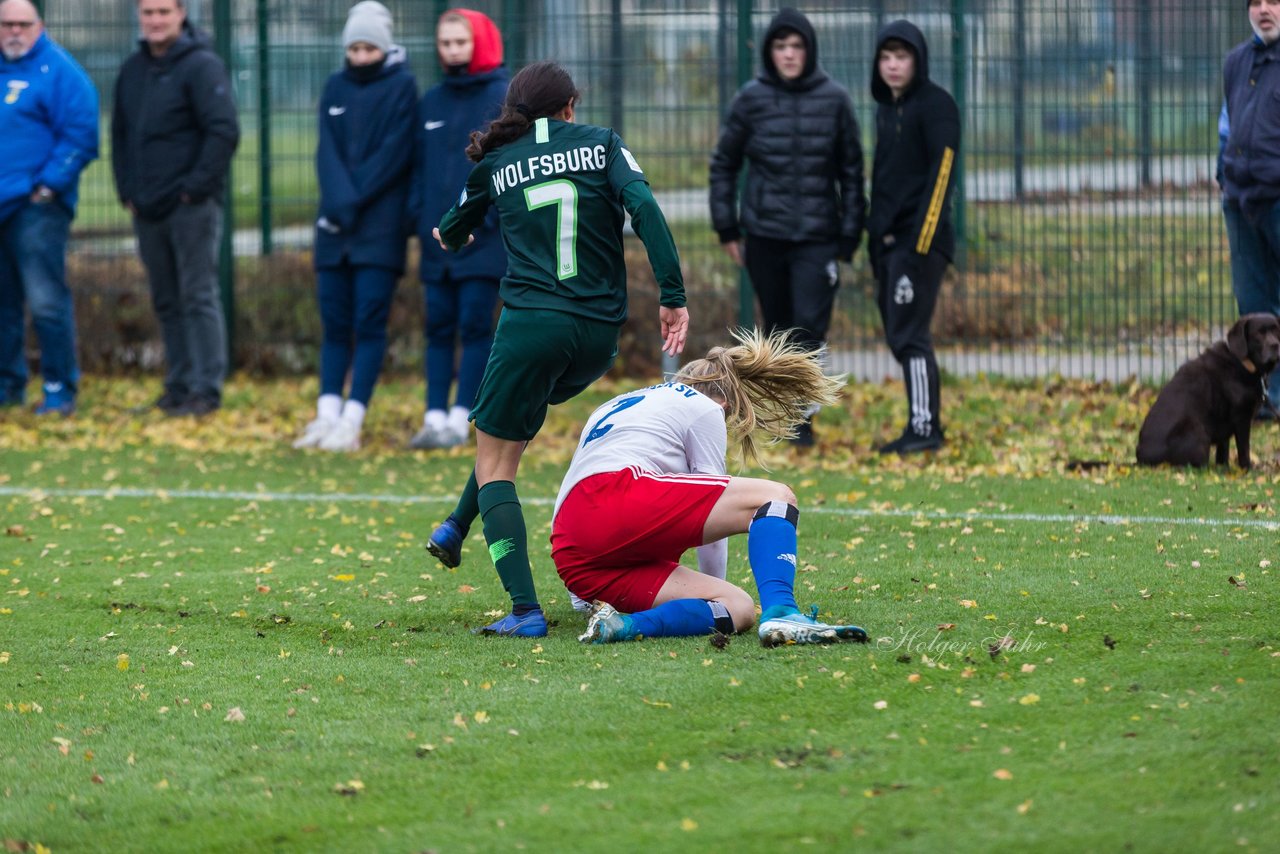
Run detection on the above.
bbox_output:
[427,60,689,638]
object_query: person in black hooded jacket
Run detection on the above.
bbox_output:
[709,7,865,447]
[868,20,960,455]
[112,0,239,418]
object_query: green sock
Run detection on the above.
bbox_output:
[450,469,481,534]
[477,480,538,609]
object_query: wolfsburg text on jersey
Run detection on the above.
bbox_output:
[491,145,608,195]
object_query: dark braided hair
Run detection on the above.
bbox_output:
[466,60,580,162]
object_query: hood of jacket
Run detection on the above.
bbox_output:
[871,19,930,105]
[139,20,208,66]
[445,8,503,75]
[4,29,49,65]
[758,7,827,92]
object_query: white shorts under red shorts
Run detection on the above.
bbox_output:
[551,466,730,612]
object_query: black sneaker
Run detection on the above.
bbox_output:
[156,389,188,414]
[168,394,220,418]
[878,428,944,455]
[132,389,187,415]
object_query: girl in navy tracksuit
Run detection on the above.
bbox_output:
[294,1,417,452]
[407,9,509,449]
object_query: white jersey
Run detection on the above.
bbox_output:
[552,381,728,519]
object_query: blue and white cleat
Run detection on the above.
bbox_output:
[474,608,548,638]
[426,517,464,568]
[578,602,634,644]
[758,605,869,648]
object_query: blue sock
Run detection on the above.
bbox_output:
[627,599,716,639]
[749,501,800,617]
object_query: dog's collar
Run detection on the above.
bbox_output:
[1241,357,1259,374]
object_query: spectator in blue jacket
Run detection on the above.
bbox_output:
[293,1,417,452]
[1221,0,1280,417]
[407,9,508,450]
[0,0,98,415]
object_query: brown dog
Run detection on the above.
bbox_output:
[1136,313,1280,469]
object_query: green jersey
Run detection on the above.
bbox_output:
[439,118,684,325]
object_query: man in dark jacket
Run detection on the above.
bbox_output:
[868,20,960,455]
[1221,0,1280,416]
[112,0,239,417]
[709,7,865,447]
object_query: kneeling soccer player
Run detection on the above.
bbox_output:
[551,329,869,647]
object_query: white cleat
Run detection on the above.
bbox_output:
[758,608,869,648]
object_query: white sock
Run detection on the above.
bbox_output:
[340,399,367,427]
[318,394,342,422]
[424,408,447,430]
[447,406,470,435]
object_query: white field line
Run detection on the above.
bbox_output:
[1,485,1277,531]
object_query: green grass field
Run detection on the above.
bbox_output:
[1,376,1277,852]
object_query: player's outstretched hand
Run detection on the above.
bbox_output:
[659,306,689,356]
[432,226,474,252]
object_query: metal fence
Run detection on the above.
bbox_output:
[39,0,1243,380]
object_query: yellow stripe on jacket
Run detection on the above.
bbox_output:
[916,146,955,255]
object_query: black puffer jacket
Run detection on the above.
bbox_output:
[111,22,240,221]
[709,8,865,253]
[868,20,960,262]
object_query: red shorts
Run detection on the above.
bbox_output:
[551,467,730,612]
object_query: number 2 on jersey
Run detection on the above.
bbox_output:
[582,396,643,446]
[524,179,578,280]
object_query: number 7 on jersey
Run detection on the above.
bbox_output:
[524,179,579,280]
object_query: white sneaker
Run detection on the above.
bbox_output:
[569,592,593,613]
[292,417,337,449]
[407,423,446,450]
[437,421,469,448]
[445,407,471,446]
[318,418,361,452]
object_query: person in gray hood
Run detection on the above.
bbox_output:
[709,7,865,447]
[868,19,960,455]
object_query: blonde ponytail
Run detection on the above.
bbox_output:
[674,328,844,466]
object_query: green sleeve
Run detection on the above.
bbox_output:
[438,162,493,251]
[621,181,685,308]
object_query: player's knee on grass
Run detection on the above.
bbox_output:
[717,586,757,633]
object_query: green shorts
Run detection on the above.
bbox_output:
[471,307,620,442]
